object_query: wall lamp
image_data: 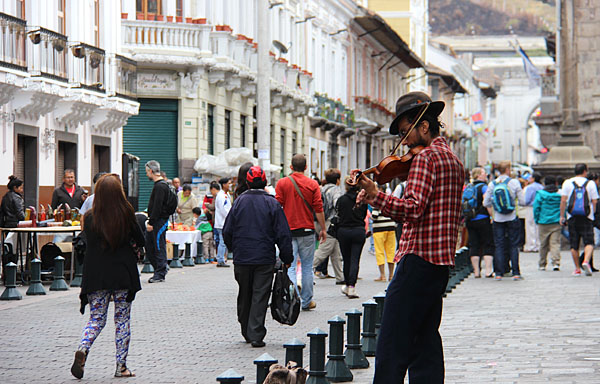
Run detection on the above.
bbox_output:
[329,28,347,36]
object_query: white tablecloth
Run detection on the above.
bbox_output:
[165,230,202,257]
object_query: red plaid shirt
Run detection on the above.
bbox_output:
[373,137,464,266]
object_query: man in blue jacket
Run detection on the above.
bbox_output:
[223,166,293,348]
[533,175,562,271]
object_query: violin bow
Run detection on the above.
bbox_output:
[390,102,431,155]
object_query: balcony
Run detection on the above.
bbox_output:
[0,13,27,72]
[69,42,105,92]
[27,27,68,81]
[354,96,394,133]
[309,93,354,135]
[115,54,137,100]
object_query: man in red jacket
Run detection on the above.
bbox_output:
[275,154,326,311]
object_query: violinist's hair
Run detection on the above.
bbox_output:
[406,110,441,137]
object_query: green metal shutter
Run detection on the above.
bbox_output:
[123,98,178,211]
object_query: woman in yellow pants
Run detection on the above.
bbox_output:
[372,207,396,281]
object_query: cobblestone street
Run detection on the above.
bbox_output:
[1,249,600,383]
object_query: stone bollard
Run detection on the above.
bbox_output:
[50,256,69,291]
[361,300,377,356]
[169,243,183,268]
[195,241,206,264]
[182,242,195,266]
[344,309,369,369]
[0,262,22,300]
[70,256,83,287]
[373,292,386,341]
[325,316,353,382]
[26,258,46,296]
[283,337,306,367]
[307,328,329,384]
[141,254,154,274]
[254,353,277,384]
[216,368,244,383]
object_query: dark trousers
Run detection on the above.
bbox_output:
[145,219,168,279]
[493,219,521,276]
[374,254,449,384]
[337,226,366,286]
[233,264,274,343]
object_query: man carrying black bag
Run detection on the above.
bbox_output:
[223,166,293,348]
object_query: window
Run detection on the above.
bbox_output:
[291,131,297,156]
[136,0,162,18]
[176,0,183,17]
[240,115,246,147]
[57,0,65,34]
[365,139,371,167]
[225,109,231,149]
[56,141,78,186]
[16,0,25,19]
[207,104,215,155]
[94,0,100,46]
[280,128,286,166]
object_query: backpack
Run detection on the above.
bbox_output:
[461,183,484,219]
[160,180,178,216]
[270,266,300,326]
[568,180,590,217]
[491,178,515,214]
[40,242,63,270]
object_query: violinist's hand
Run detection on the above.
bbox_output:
[350,169,379,199]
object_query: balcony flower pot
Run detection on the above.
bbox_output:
[156,15,164,21]
[193,18,207,24]
[136,12,144,20]
[166,16,173,22]
[121,13,128,19]
[185,17,193,23]
[146,14,155,21]
[176,16,183,22]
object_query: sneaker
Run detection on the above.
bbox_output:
[513,275,524,281]
[538,266,546,271]
[302,301,317,311]
[148,277,165,283]
[314,271,327,279]
[494,275,503,281]
[341,285,349,295]
[335,281,346,285]
[346,286,359,298]
[582,263,592,276]
[573,270,582,276]
[552,265,560,271]
[216,262,230,268]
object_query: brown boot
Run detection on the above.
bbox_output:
[70,350,87,379]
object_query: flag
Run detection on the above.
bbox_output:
[516,45,541,89]
[471,112,484,125]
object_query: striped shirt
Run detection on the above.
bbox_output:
[371,209,396,233]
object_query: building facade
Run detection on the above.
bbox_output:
[0,0,138,206]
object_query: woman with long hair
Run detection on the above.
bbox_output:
[234,162,254,198]
[71,174,144,379]
[0,175,25,228]
[336,176,368,298]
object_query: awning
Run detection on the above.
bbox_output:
[353,8,424,70]
[426,64,467,94]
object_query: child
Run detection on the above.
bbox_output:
[193,207,215,263]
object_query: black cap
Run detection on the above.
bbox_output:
[389,91,445,135]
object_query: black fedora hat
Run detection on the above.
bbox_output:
[389,92,445,135]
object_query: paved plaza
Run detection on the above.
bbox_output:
[1,249,600,383]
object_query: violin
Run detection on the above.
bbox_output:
[348,146,424,185]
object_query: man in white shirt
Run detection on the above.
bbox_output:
[560,163,599,276]
[213,177,232,267]
[483,161,526,280]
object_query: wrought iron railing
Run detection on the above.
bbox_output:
[314,94,354,128]
[0,13,27,71]
[70,42,105,92]
[28,27,68,81]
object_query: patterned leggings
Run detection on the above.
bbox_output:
[78,290,132,364]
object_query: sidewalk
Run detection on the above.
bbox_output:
[1,249,599,383]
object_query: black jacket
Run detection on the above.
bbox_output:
[79,213,144,314]
[1,191,25,228]
[147,180,172,226]
[336,191,368,228]
[223,189,293,265]
[51,184,85,210]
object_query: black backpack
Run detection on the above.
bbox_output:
[40,242,63,270]
[270,266,300,326]
[159,180,178,216]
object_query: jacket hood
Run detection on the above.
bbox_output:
[544,184,559,193]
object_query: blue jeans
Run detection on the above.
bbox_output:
[214,228,227,264]
[288,234,315,308]
[493,219,521,276]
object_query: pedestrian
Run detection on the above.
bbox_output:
[312,168,344,283]
[234,162,254,199]
[372,185,396,282]
[523,172,543,252]
[0,175,24,228]
[214,177,232,267]
[172,177,182,192]
[335,177,367,298]
[70,174,144,379]
[223,166,293,347]
[353,91,464,383]
[275,153,327,311]
[193,207,215,261]
[51,169,85,209]
[483,160,526,280]
[204,181,220,263]
[80,172,107,216]
[560,163,599,276]
[176,184,197,226]
[144,160,174,283]
[533,175,562,271]
[463,167,494,278]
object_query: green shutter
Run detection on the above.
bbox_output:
[123,98,178,211]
